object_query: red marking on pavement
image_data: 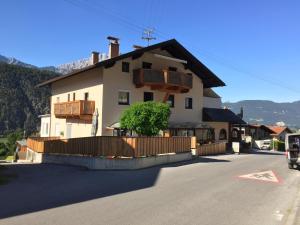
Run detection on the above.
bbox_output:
[237,170,282,184]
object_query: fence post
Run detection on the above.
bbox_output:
[191,136,197,156]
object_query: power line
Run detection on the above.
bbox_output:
[63,0,300,94]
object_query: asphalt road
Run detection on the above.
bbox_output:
[0,151,299,225]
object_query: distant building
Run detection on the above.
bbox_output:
[246,124,292,141]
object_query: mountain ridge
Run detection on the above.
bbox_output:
[0,54,91,74]
[223,100,300,128]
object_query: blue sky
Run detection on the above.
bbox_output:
[1,0,299,102]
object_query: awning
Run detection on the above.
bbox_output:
[168,122,212,129]
[16,139,27,146]
[203,108,246,124]
[107,121,212,130]
[106,122,121,129]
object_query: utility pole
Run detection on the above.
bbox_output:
[142,28,156,46]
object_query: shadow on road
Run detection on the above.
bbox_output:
[0,156,229,219]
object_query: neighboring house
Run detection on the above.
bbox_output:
[246,124,292,141]
[246,124,273,140]
[265,125,292,141]
[37,37,244,144]
[16,139,27,152]
[39,114,50,137]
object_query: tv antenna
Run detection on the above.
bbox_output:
[142,28,156,46]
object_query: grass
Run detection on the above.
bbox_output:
[0,155,13,161]
[0,137,8,144]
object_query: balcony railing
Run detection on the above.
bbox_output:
[133,68,193,93]
[54,100,95,120]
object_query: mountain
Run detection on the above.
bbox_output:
[0,55,37,69]
[223,100,300,128]
[0,54,91,74]
[0,62,59,135]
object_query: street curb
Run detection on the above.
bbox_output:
[284,184,300,225]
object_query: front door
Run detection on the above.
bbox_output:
[66,123,72,139]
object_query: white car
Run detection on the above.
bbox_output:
[260,141,271,150]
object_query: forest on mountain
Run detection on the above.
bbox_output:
[0,63,59,136]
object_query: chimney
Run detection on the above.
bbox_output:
[107,36,119,58]
[91,51,99,64]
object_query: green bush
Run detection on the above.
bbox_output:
[271,140,285,152]
[0,143,8,156]
[120,101,170,136]
[5,130,23,155]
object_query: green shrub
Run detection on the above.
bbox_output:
[5,130,23,155]
[271,140,285,151]
[120,101,170,136]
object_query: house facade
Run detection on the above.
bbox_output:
[246,124,292,141]
[38,37,244,144]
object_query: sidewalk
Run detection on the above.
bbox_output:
[284,176,300,225]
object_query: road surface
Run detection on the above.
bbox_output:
[0,151,299,225]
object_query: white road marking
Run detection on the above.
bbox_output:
[238,170,281,183]
[274,210,284,221]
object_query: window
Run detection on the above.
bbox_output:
[144,92,153,102]
[167,95,174,108]
[142,62,152,69]
[232,129,239,139]
[45,123,49,135]
[219,129,227,140]
[73,93,76,101]
[84,92,89,101]
[177,129,195,137]
[67,94,70,102]
[185,97,193,109]
[122,62,130,72]
[118,91,130,105]
[56,97,60,103]
[195,128,215,144]
[168,66,177,71]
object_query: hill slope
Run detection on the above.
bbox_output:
[0,63,59,135]
[223,100,300,128]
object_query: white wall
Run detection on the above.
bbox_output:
[203,96,222,109]
[50,68,103,138]
[101,51,204,135]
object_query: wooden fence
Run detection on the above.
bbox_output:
[193,141,227,156]
[27,137,60,153]
[27,136,191,157]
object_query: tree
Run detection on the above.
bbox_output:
[6,129,23,155]
[120,101,170,136]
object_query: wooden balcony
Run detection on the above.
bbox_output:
[133,68,193,93]
[54,100,95,120]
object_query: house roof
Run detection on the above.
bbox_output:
[16,139,27,146]
[203,108,246,124]
[203,88,221,98]
[264,126,292,135]
[37,39,225,88]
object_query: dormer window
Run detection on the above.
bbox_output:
[168,67,177,72]
[122,62,130,72]
[142,62,152,69]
